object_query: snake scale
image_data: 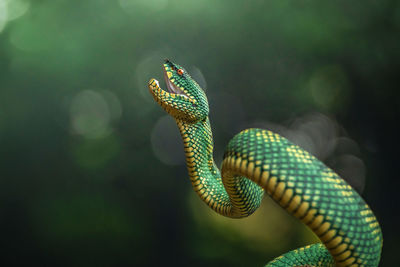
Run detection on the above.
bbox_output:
[148,60,382,266]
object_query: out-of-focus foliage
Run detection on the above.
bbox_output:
[0,0,398,266]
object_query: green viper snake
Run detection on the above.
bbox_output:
[148,60,382,266]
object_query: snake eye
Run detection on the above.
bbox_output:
[177,69,184,76]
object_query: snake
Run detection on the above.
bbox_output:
[148,60,383,266]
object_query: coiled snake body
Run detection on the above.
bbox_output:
[148,60,382,266]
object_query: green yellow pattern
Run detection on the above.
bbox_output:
[148,60,382,266]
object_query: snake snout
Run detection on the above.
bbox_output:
[148,78,160,90]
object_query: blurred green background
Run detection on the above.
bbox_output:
[0,0,398,266]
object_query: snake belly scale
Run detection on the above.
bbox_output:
[148,60,382,267]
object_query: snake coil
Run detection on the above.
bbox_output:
[148,60,382,266]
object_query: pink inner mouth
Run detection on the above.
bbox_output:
[163,70,189,98]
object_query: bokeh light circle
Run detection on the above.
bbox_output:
[5,0,30,21]
[150,115,185,166]
[70,90,122,139]
[0,0,31,34]
[0,0,7,33]
[308,65,350,111]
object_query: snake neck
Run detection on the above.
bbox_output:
[175,118,231,213]
[176,117,219,179]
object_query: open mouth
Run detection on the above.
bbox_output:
[163,69,189,98]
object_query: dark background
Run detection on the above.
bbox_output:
[0,0,398,266]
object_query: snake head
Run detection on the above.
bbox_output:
[148,59,209,122]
